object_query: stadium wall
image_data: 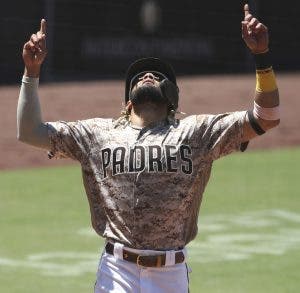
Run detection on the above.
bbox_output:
[0,0,299,84]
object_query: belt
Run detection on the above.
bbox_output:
[105,242,185,268]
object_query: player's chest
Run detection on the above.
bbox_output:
[92,127,193,177]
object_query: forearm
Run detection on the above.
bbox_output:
[255,89,279,107]
[17,72,50,148]
[242,51,281,142]
[254,89,280,130]
[254,61,280,130]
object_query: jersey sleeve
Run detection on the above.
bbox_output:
[46,118,111,161]
[191,111,247,161]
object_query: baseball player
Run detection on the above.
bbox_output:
[17,4,280,292]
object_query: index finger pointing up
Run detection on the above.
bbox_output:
[244,3,250,17]
[40,19,46,34]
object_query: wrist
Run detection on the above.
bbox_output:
[253,50,277,93]
[253,50,272,70]
[24,66,41,78]
[251,48,269,55]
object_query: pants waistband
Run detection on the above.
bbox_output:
[105,242,186,268]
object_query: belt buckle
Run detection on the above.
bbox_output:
[136,255,163,268]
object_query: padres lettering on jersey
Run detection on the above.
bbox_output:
[101,144,193,178]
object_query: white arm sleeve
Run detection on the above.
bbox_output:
[17,76,50,149]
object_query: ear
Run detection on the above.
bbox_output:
[126,100,133,112]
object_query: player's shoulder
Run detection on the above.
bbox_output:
[180,114,214,127]
[180,111,246,127]
[79,118,114,130]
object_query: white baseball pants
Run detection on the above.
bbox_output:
[94,244,190,293]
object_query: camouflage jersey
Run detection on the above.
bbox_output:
[47,111,247,250]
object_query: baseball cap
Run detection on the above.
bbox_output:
[125,57,177,103]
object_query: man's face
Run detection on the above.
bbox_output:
[129,72,168,107]
[131,72,163,91]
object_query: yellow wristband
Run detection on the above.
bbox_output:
[256,67,278,92]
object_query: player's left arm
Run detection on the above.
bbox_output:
[241,4,280,142]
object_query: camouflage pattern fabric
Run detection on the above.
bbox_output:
[47,111,247,250]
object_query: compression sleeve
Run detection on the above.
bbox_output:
[17,76,49,148]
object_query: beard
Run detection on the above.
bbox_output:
[130,84,168,107]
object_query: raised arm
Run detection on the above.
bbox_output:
[17,19,50,149]
[241,4,280,142]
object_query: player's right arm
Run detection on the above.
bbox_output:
[17,19,50,149]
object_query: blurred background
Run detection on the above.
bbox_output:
[1,0,300,84]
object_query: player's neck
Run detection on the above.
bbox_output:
[130,103,168,128]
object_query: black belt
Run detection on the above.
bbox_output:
[105,242,185,268]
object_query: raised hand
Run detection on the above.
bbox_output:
[241,4,269,54]
[23,19,47,76]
